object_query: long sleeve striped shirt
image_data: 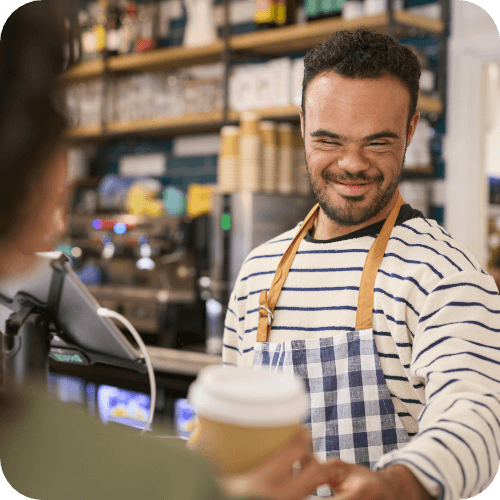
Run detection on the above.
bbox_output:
[222,205,500,500]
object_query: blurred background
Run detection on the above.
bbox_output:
[3,0,500,436]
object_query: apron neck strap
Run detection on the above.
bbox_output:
[257,202,319,342]
[355,192,405,331]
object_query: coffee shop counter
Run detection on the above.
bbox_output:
[49,346,223,411]
[146,346,222,376]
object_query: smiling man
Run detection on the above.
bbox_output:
[223,29,500,500]
[302,71,418,238]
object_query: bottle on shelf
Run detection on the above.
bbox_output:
[93,0,109,59]
[279,0,298,25]
[254,0,277,28]
[79,10,98,62]
[106,0,123,57]
[305,0,344,21]
[135,3,157,52]
[119,1,140,54]
[255,0,297,28]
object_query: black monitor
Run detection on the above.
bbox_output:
[0,252,147,387]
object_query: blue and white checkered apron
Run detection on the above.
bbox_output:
[254,194,411,497]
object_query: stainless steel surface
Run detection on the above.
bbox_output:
[210,193,314,296]
[147,346,222,375]
[87,284,196,304]
[206,193,314,348]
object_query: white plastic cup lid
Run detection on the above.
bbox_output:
[188,365,310,427]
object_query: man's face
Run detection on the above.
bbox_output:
[300,71,419,227]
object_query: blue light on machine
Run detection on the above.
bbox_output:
[206,298,223,319]
[92,219,103,230]
[138,236,148,246]
[101,235,112,245]
[113,222,127,235]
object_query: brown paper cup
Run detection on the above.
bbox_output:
[188,416,300,474]
[187,366,309,475]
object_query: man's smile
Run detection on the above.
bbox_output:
[329,180,374,196]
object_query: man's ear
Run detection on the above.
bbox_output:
[299,106,305,139]
[406,111,420,147]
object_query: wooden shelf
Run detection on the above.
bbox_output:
[63,93,442,140]
[417,94,443,114]
[63,124,104,140]
[108,40,226,74]
[231,12,443,55]
[401,166,435,179]
[106,110,226,136]
[56,59,106,85]
[57,11,444,85]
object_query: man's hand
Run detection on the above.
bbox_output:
[324,461,434,500]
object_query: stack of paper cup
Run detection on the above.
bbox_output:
[293,127,311,196]
[240,112,261,192]
[217,125,240,193]
[278,123,294,195]
[260,121,278,193]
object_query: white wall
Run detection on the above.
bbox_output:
[445,0,500,267]
[452,0,499,37]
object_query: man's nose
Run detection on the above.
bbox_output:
[337,147,370,173]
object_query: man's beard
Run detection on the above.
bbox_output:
[306,151,405,227]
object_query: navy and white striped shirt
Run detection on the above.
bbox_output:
[223,205,500,500]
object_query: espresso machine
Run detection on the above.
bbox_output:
[205,192,314,354]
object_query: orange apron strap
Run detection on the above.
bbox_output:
[257,203,320,343]
[355,193,405,331]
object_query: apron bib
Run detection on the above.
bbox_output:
[253,193,411,497]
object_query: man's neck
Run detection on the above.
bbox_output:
[310,191,400,241]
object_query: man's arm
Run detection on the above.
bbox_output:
[375,270,500,500]
[222,288,245,366]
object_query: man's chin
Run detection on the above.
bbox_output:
[318,198,381,227]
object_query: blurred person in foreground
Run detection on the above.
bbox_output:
[0,3,337,499]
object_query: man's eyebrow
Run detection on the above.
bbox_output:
[309,130,400,141]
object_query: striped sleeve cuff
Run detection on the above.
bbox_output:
[375,451,445,500]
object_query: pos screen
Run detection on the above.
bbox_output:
[0,252,143,370]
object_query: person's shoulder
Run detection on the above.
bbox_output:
[393,216,482,273]
[241,224,301,266]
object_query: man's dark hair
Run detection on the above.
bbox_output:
[302,28,422,133]
[0,0,67,242]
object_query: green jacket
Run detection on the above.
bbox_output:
[0,388,230,500]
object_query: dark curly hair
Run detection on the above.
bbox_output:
[302,28,422,133]
[0,0,67,243]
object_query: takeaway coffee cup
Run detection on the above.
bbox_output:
[187,365,309,474]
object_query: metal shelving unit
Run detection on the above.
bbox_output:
[58,2,449,144]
